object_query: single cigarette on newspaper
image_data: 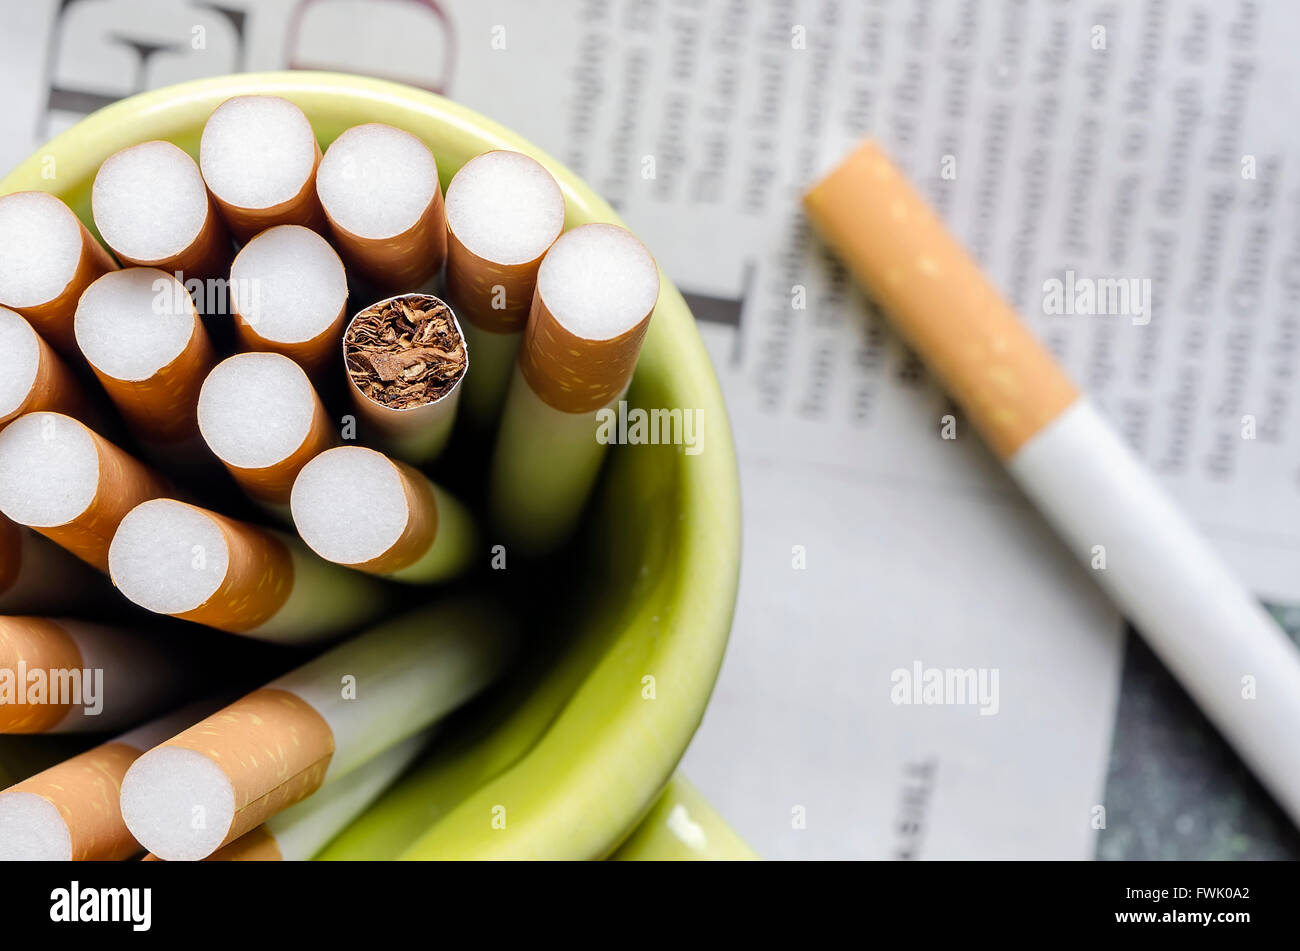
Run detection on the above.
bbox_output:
[229,224,348,375]
[343,294,468,464]
[150,729,431,861]
[0,517,107,614]
[0,191,117,357]
[316,123,446,291]
[119,599,513,861]
[0,615,178,734]
[804,139,1300,828]
[199,95,327,243]
[75,268,216,449]
[444,150,565,425]
[489,223,660,554]
[108,498,385,644]
[92,140,231,279]
[0,307,91,430]
[198,352,338,513]
[291,446,476,583]
[0,412,170,571]
[0,700,221,860]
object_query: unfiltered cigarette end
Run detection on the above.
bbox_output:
[345,295,467,412]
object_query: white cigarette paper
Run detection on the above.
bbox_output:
[108,498,386,644]
[444,150,565,424]
[199,95,327,242]
[291,446,476,583]
[119,600,513,861]
[490,223,660,553]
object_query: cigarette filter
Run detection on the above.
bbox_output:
[0,191,117,356]
[75,268,216,447]
[199,95,327,242]
[0,518,106,615]
[0,700,220,860]
[316,123,446,291]
[119,599,513,861]
[343,294,467,464]
[108,498,385,644]
[291,446,476,583]
[0,413,170,571]
[198,352,338,511]
[167,730,430,861]
[805,139,1300,827]
[444,150,565,424]
[490,223,660,554]
[0,616,176,734]
[0,307,90,429]
[229,224,348,375]
[91,140,231,279]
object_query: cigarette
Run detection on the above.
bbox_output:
[343,294,468,463]
[444,151,565,424]
[154,730,431,861]
[91,140,231,279]
[198,352,338,511]
[108,498,385,644]
[0,191,117,356]
[0,307,91,430]
[316,123,446,291]
[290,446,476,583]
[119,599,513,860]
[74,268,216,448]
[199,95,327,243]
[489,223,660,553]
[0,616,177,734]
[229,225,349,375]
[0,412,170,571]
[0,700,221,860]
[805,140,1300,828]
[0,518,107,614]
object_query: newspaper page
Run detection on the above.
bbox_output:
[3,0,1299,859]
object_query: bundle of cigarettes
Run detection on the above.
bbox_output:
[0,93,661,861]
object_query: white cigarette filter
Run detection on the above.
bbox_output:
[316,123,446,291]
[75,268,216,448]
[119,599,513,861]
[290,446,476,583]
[0,413,170,571]
[199,95,327,243]
[343,294,468,464]
[92,140,231,279]
[198,352,338,510]
[490,223,660,554]
[0,518,105,614]
[0,616,177,734]
[805,140,1300,829]
[0,308,90,429]
[108,498,385,644]
[444,151,566,424]
[0,191,117,356]
[168,729,431,861]
[229,224,348,375]
[0,700,220,860]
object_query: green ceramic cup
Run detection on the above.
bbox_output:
[0,72,744,859]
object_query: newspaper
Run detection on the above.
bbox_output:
[3,0,1299,859]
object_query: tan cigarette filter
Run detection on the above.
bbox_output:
[802,141,1078,459]
[139,688,334,854]
[0,413,170,571]
[222,405,334,505]
[0,308,88,429]
[0,617,83,733]
[195,824,284,861]
[75,268,217,446]
[200,95,328,243]
[92,140,232,280]
[0,191,117,356]
[517,223,658,414]
[316,123,447,290]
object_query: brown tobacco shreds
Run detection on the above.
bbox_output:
[345,295,467,410]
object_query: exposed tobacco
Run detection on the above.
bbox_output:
[344,295,467,409]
